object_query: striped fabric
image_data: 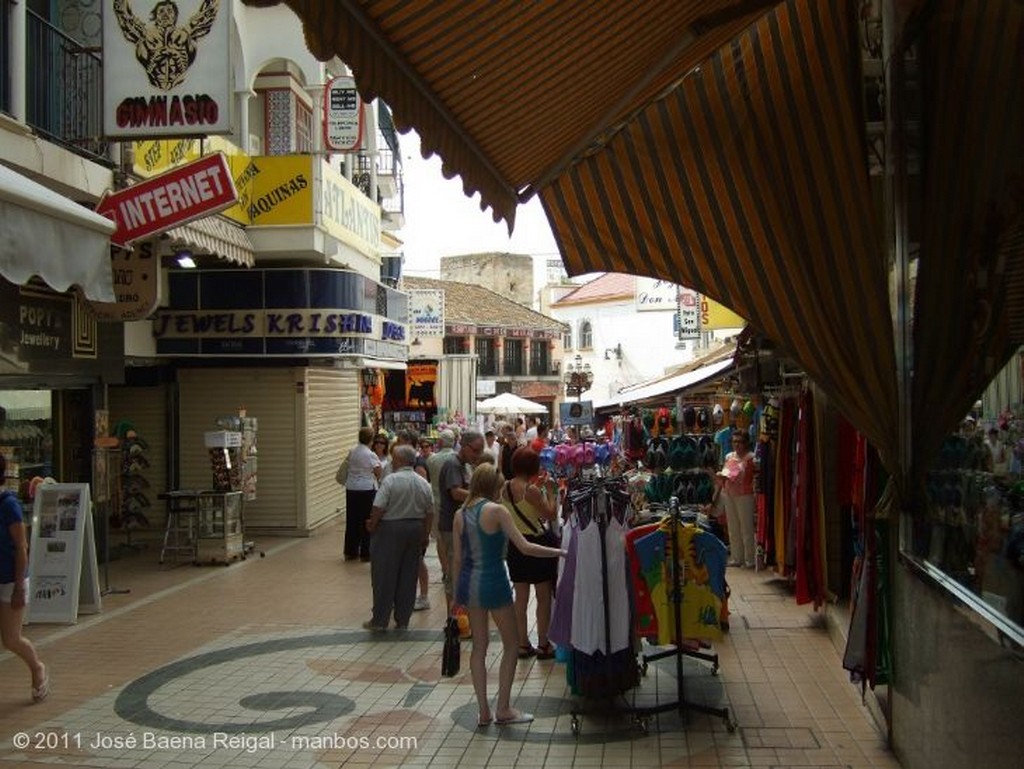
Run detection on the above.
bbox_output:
[240,0,768,231]
[544,0,899,471]
[909,0,1024,472]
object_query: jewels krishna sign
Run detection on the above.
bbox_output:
[103,0,232,138]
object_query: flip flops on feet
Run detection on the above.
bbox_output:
[32,665,49,703]
[477,715,492,728]
[495,710,534,725]
[517,645,536,659]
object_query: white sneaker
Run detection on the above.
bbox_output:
[413,595,431,611]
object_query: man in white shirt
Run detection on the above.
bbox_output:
[365,445,434,630]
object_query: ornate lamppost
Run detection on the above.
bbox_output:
[563,354,593,401]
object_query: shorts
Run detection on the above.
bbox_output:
[0,579,28,603]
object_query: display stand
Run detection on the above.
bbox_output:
[568,491,734,735]
[92,446,130,595]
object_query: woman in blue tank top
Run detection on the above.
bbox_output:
[452,463,563,728]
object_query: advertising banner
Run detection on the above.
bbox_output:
[324,75,365,152]
[635,277,678,312]
[103,0,233,137]
[700,295,746,330]
[677,288,701,340]
[409,290,445,336]
[405,363,438,408]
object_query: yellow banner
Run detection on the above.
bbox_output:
[700,295,746,330]
[235,155,314,226]
[319,163,381,259]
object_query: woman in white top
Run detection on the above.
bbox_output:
[344,426,382,561]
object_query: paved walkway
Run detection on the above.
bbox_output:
[0,524,900,768]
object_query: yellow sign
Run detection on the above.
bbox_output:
[133,139,202,177]
[233,155,314,226]
[700,295,745,330]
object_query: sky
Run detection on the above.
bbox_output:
[396,130,562,281]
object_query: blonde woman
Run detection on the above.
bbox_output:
[452,463,563,727]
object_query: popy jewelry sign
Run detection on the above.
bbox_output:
[103,0,232,137]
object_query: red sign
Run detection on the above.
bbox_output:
[96,153,237,248]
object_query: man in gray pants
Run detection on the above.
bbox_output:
[364,444,434,631]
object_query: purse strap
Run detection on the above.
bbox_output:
[505,481,543,535]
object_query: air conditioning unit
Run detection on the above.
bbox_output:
[248,133,262,155]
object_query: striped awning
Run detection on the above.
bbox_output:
[545,0,898,470]
[165,216,255,268]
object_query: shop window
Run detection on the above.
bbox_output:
[504,339,525,376]
[579,320,593,350]
[0,391,54,499]
[444,336,469,355]
[530,341,550,376]
[900,353,1024,640]
[476,338,498,376]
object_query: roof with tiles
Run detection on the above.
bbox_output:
[402,276,566,332]
[550,273,636,306]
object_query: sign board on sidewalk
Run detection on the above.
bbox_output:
[324,75,364,152]
[26,483,102,624]
[96,153,238,247]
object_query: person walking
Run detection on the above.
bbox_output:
[501,447,558,659]
[426,430,457,592]
[0,454,48,703]
[413,435,434,610]
[364,445,434,631]
[720,430,757,568]
[452,463,563,727]
[438,430,485,611]
[343,427,382,561]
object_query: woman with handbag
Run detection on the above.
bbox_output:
[452,463,563,727]
[341,427,382,561]
[501,446,559,659]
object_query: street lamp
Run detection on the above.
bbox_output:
[563,354,593,400]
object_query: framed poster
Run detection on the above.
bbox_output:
[26,483,102,624]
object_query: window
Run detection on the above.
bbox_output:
[503,339,525,375]
[476,338,498,376]
[563,327,573,351]
[579,320,593,350]
[295,99,313,153]
[443,336,469,354]
[530,341,550,376]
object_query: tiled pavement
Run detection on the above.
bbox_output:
[0,525,900,768]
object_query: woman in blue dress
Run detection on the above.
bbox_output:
[452,463,563,727]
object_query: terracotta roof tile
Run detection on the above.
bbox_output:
[403,276,565,332]
[551,273,636,306]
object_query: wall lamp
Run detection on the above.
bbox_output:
[175,247,196,269]
[604,343,623,361]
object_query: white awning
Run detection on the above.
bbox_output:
[593,358,735,410]
[0,164,115,301]
[165,216,255,268]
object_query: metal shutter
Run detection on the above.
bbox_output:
[178,368,300,533]
[304,368,360,530]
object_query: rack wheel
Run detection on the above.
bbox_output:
[571,716,580,736]
[640,660,648,677]
[711,662,720,675]
[634,716,649,734]
[726,718,737,733]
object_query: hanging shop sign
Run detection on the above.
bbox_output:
[25,483,102,624]
[89,240,162,322]
[152,268,408,359]
[103,0,232,138]
[96,153,238,247]
[635,277,679,312]
[560,400,594,426]
[409,290,445,337]
[406,363,438,408]
[324,75,365,152]
[677,288,701,340]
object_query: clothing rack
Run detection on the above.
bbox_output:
[563,481,734,735]
[630,496,735,732]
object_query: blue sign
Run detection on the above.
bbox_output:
[559,400,594,426]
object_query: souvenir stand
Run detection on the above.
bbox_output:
[546,438,734,736]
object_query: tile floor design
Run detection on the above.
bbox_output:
[0,526,901,768]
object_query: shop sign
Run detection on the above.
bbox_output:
[90,240,162,322]
[405,363,437,408]
[635,277,678,312]
[700,295,746,330]
[477,379,496,397]
[320,162,381,258]
[103,0,233,138]
[410,290,445,337]
[560,400,594,426]
[96,153,238,247]
[677,289,701,340]
[448,324,477,335]
[324,75,364,152]
[238,155,313,226]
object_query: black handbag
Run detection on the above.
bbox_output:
[506,481,559,547]
[441,616,461,677]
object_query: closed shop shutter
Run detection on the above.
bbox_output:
[304,368,360,530]
[178,368,300,533]
[108,385,170,535]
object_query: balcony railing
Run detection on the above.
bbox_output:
[25,10,109,163]
[0,0,10,115]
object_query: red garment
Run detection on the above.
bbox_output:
[624,523,661,640]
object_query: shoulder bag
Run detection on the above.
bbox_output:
[335,449,351,485]
[505,481,559,548]
[441,615,461,677]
